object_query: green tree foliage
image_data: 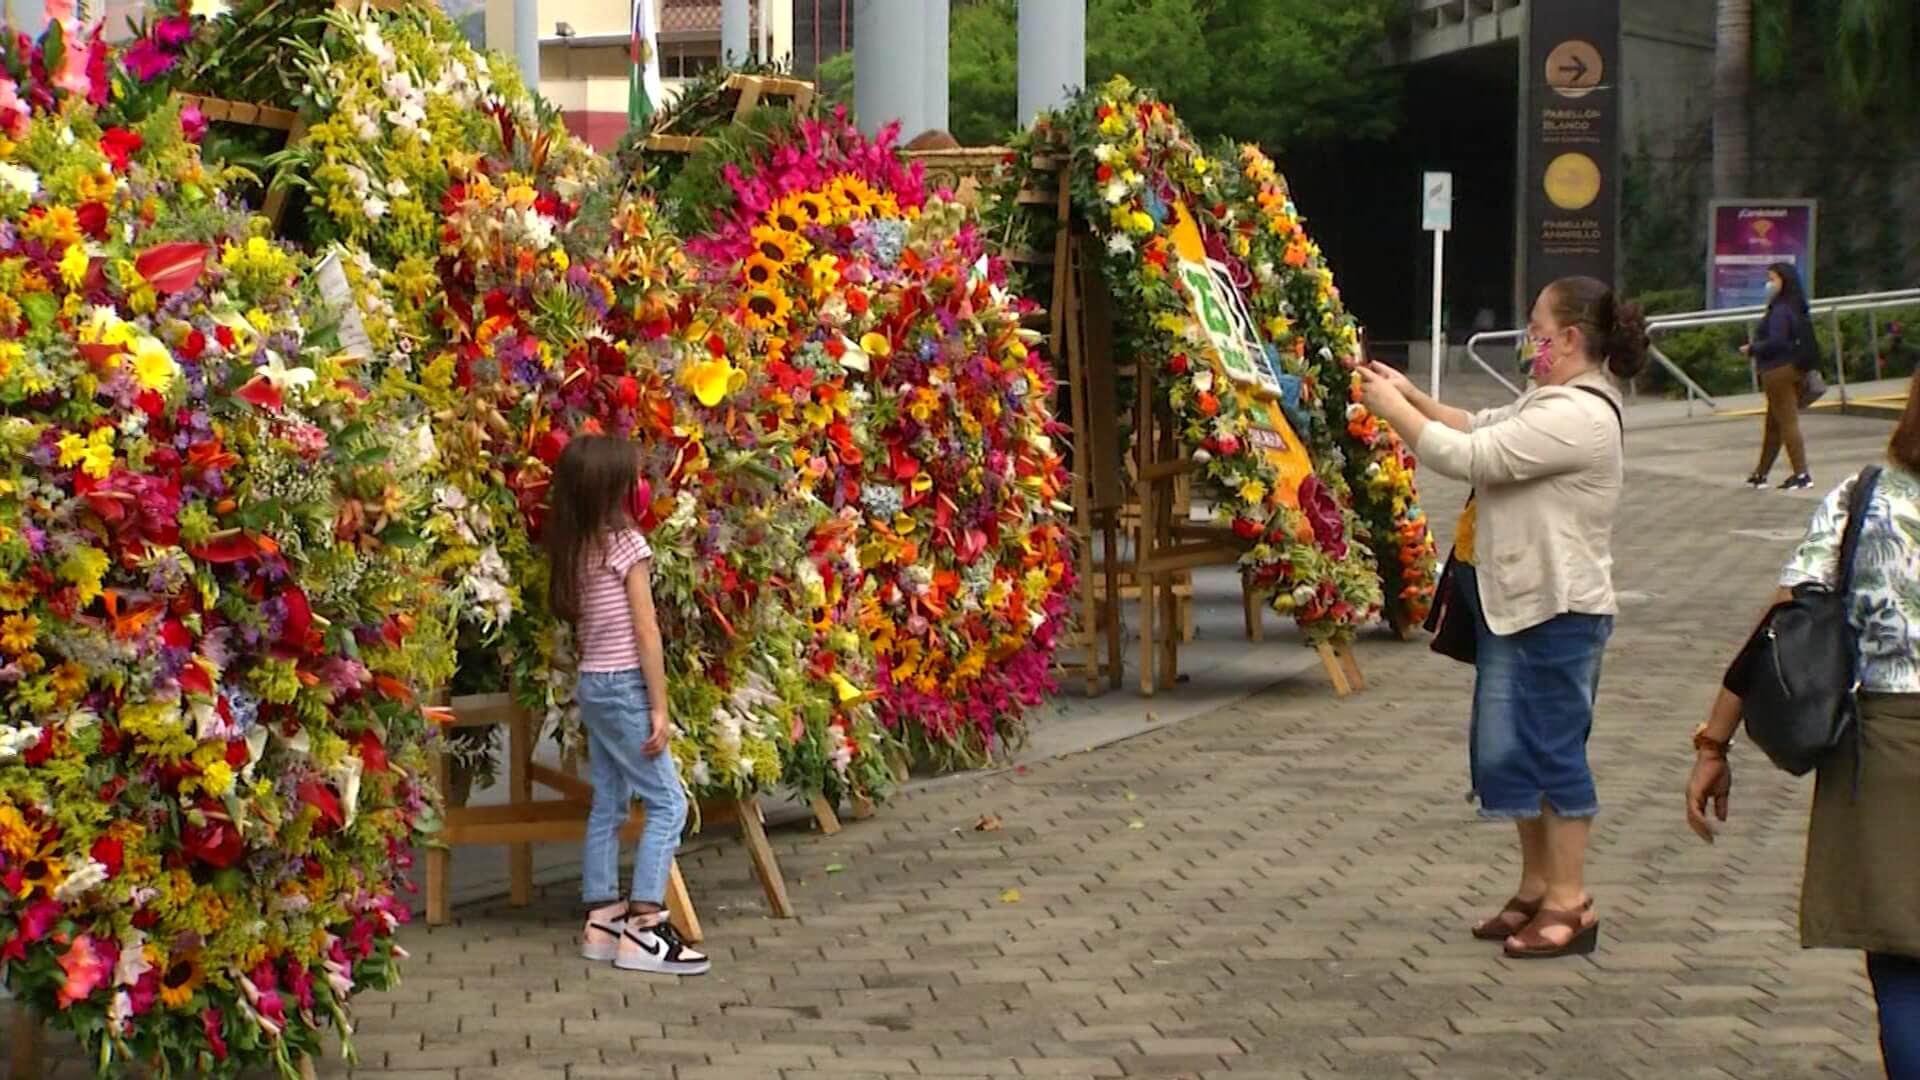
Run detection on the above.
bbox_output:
[824,0,1399,149]
[1756,0,1917,116]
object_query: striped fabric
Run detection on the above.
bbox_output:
[576,529,653,673]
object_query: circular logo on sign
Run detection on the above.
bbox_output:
[1544,153,1602,210]
[1546,40,1604,98]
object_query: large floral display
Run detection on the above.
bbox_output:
[667,108,1077,765]
[995,77,1436,638]
[0,88,450,1075]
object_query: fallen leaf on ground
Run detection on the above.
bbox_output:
[1125,791,1137,802]
[1000,888,1022,903]
[1128,819,1146,830]
[824,863,846,874]
[974,813,1003,832]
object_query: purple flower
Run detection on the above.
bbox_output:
[123,38,178,82]
[154,16,193,48]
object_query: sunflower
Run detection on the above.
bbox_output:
[741,284,794,331]
[793,190,830,227]
[837,177,882,220]
[17,850,65,900]
[741,252,784,289]
[749,225,808,267]
[157,954,205,1009]
[767,193,813,233]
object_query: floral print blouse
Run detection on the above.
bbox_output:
[1780,465,1920,692]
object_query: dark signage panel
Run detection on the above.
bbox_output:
[1522,0,1622,308]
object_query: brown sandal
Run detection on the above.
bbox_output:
[1471,894,1593,941]
[1503,908,1599,959]
[1471,896,1544,940]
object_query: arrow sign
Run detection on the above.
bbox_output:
[1557,54,1588,82]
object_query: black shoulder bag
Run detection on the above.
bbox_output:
[1732,465,1881,776]
[1420,386,1622,665]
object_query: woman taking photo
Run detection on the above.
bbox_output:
[1743,262,1817,491]
[1687,370,1920,1077]
[1358,276,1647,959]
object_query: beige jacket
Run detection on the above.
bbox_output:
[1415,370,1624,635]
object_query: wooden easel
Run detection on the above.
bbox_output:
[423,694,795,942]
[644,73,817,154]
[174,93,308,228]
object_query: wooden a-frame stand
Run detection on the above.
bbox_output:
[424,694,795,942]
[1011,149,1362,698]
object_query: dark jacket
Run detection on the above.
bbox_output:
[1752,302,1809,371]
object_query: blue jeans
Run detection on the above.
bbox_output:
[1869,952,1920,1080]
[575,669,687,907]
[1459,563,1612,818]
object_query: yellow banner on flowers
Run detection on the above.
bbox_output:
[1167,201,1314,508]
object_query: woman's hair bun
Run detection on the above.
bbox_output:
[1606,299,1650,381]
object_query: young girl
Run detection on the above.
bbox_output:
[546,434,710,976]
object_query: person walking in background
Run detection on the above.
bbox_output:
[1357,277,1648,959]
[1688,367,1920,1079]
[546,435,711,977]
[1743,262,1818,491]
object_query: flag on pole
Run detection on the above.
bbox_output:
[628,0,663,130]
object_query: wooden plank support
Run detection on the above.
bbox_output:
[1317,643,1355,698]
[809,794,843,836]
[735,798,794,918]
[664,862,704,944]
[1338,643,1368,692]
[8,1002,42,1080]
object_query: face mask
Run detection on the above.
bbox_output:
[1528,335,1556,381]
[1766,279,1781,297]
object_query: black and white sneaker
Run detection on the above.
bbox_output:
[1780,473,1814,491]
[1744,473,1769,489]
[615,920,711,976]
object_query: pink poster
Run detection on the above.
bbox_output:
[1709,201,1817,310]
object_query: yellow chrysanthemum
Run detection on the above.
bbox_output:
[0,613,38,654]
[57,242,89,289]
[0,803,34,861]
[129,336,178,393]
[0,576,33,610]
[56,427,116,479]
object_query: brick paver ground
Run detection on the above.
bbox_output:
[9,412,1895,1078]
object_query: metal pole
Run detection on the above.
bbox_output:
[513,0,539,91]
[1833,309,1848,407]
[721,0,751,66]
[922,0,949,135]
[1017,0,1085,125]
[853,0,922,137]
[761,0,772,64]
[1430,228,1445,401]
[1870,311,1882,380]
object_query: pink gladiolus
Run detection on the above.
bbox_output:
[56,936,111,1009]
[179,102,208,142]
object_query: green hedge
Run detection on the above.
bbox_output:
[1638,301,1920,399]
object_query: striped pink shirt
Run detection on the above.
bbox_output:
[575,528,653,673]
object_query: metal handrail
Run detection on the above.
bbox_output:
[1464,287,1920,415]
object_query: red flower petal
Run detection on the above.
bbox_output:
[133,241,213,295]
[235,374,284,411]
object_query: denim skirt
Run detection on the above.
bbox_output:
[1456,563,1613,818]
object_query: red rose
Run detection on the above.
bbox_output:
[533,428,570,466]
[1168,353,1189,374]
[213,324,235,351]
[100,128,144,172]
[75,202,108,239]
[89,836,124,877]
[179,804,244,868]
[847,289,869,315]
[178,329,206,360]
[1231,517,1264,541]
[613,374,639,409]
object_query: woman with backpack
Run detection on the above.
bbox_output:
[1686,368,1920,1077]
[1742,262,1818,491]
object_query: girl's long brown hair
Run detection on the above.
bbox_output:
[545,435,642,624]
[1889,368,1920,473]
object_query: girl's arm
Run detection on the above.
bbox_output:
[624,559,673,755]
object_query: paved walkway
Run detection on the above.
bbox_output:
[10,411,1897,1079]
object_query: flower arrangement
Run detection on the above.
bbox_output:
[1213,143,1437,629]
[669,106,1077,765]
[996,77,1380,641]
[0,100,452,1076]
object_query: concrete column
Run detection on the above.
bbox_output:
[922,0,950,135]
[8,0,46,33]
[722,0,752,65]
[853,0,924,138]
[1018,0,1085,124]
[513,0,539,89]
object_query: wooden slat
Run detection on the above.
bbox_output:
[178,93,299,131]
[445,692,519,729]
[645,133,704,153]
[809,794,842,835]
[1016,189,1056,205]
[529,762,593,801]
[736,798,794,918]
